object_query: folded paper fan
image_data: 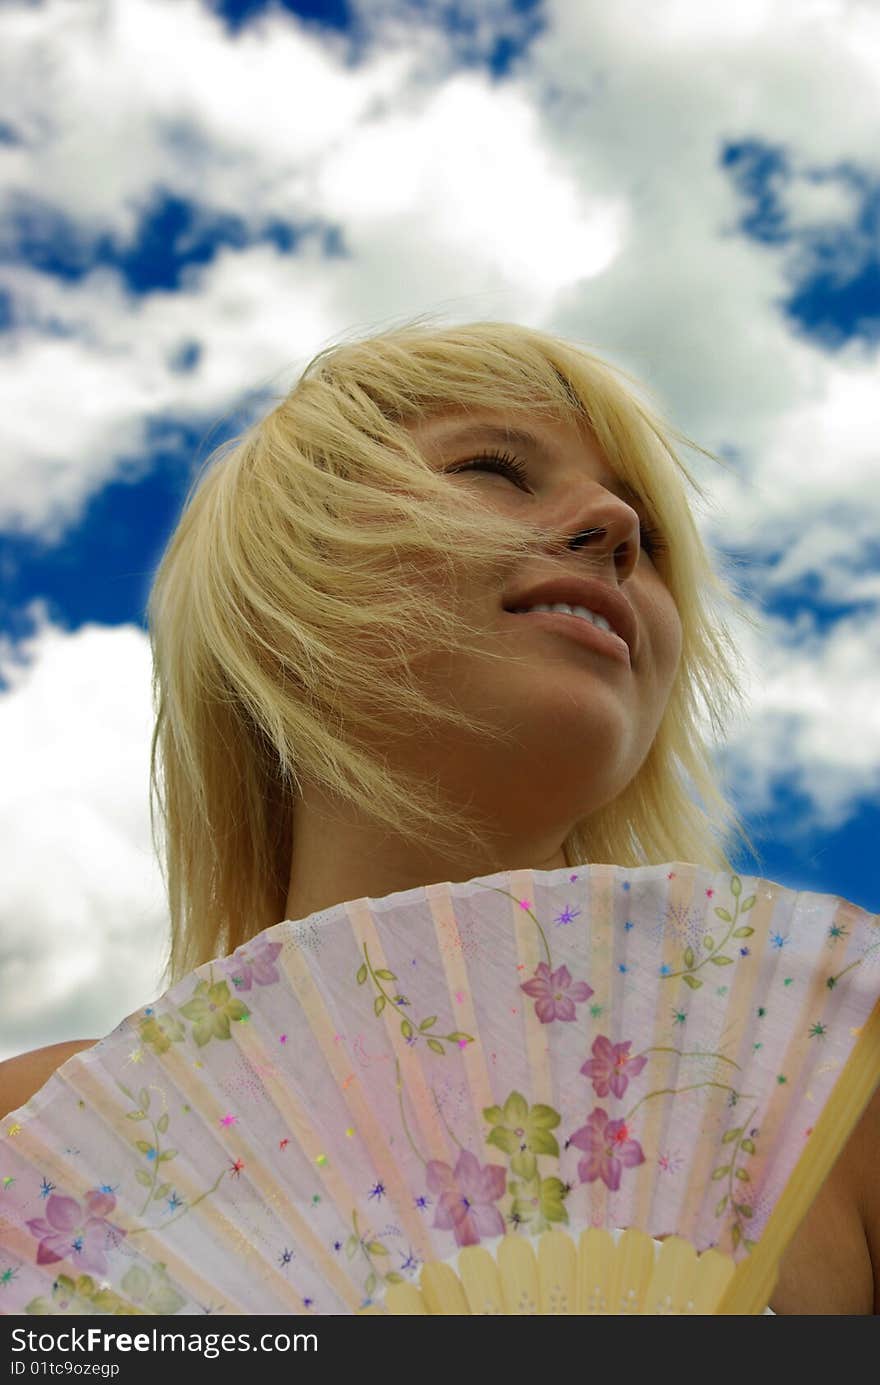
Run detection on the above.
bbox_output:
[370,1227,743,1315]
[1,862,878,1317]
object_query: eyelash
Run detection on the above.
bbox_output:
[446,449,669,559]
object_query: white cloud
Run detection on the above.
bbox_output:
[0,609,167,1062]
[782,173,861,230]
[718,600,880,838]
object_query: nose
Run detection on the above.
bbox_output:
[561,490,642,582]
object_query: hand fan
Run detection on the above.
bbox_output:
[1,861,878,1317]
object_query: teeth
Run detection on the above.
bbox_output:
[516,602,613,632]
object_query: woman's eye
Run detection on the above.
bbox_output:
[445,450,530,487]
[446,453,669,561]
[639,523,668,560]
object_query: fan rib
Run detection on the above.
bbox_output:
[279,938,435,1262]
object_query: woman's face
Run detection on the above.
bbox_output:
[395,406,684,863]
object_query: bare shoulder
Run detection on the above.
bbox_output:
[0,1039,99,1120]
[772,1075,880,1314]
[850,1075,880,1313]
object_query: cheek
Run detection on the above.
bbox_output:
[651,593,683,686]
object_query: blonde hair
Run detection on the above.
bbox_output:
[147,315,764,984]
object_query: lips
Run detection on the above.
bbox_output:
[503,575,638,658]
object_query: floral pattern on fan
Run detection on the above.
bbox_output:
[0,864,876,1315]
[366,877,757,1255]
[26,1189,126,1274]
[24,1260,186,1316]
[355,945,474,1054]
[391,1026,749,1249]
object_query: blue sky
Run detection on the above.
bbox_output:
[1,0,878,1059]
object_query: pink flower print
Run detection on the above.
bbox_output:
[425,1150,506,1247]
[568,1108,646,1193]
[25,1189,126,1276]
[225,938,282,991]
[580,1035,648,1099]
[520,963,593,1024]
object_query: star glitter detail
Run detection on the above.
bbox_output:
[770,933,788,949]
[230,1158,245,1176]
[624,919,634,931]
[166,1192,184,1212]
[126,1047,145,1065]
[39,1178,56,1199]
[0,1267,19,1286]
[827,923,848,941]
[554,903,581,926]
[279,1138,290,1150]
[589,1002,604,1019]
[808,1022,828,1039]
[368,1182,386,1201]
[279,1248,294,1267]
[671,1008,687,1025]
[657,1149,684,1174]
[219,1114,238,1128]
[6,1125,22,1137]
[414,1195,431,1210]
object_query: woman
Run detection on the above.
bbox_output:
[2,319,877,1313]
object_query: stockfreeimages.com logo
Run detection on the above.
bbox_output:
[10,1328,317,1360]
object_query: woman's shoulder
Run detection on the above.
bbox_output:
[0,1038,98,1120]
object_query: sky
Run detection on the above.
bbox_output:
[0,0,878,1062]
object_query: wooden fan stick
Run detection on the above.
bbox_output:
[717,995,880,1314]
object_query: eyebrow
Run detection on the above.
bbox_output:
[429,421,645,510]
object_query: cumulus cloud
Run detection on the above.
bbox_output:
[0,608,167,1061]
